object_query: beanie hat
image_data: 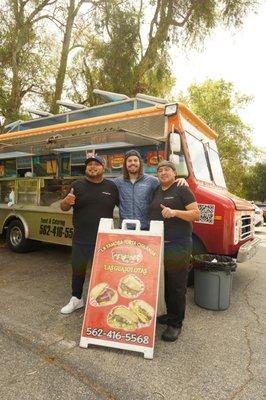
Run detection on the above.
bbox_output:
[124,150,142,160]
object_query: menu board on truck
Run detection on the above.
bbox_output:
[80,218,163,359]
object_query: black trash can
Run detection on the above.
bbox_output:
[193,255,237,311]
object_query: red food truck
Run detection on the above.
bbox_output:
[0,90,260,265]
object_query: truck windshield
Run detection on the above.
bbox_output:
[207,143,226,187]
[185,132,212,183]
[182,115,226,187]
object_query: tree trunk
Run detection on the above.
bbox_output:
[4,0,54,123]
[50,0,80,114]
[134,0,173,90]
[5,2,27,122]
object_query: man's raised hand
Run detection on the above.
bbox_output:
[65,187,76,206]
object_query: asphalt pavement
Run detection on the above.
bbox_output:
[0,225,265,400]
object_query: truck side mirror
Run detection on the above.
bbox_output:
[0,116,5,126]
[169,133,181,153]
[169,154,188,177]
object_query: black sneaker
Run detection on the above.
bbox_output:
[161,326,181,342]
[157,314,169,325]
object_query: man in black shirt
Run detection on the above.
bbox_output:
[149,160,200,341]
[60,155,119,314]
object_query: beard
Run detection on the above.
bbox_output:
[85,169,104,181]
[127,165,139,175]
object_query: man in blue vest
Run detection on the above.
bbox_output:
[114,150,187,230]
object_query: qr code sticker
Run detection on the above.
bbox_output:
[196,204,215,225]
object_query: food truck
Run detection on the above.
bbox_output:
[0,90,260,263]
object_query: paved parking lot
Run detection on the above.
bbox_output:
[0,226,265,400]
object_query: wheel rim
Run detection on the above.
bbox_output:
[10,226,23,247]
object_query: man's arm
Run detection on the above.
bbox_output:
[160,202,200,222]
[155,176,188,187]
[60,188,76,211]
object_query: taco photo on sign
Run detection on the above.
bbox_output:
[107,305,139,331]
[118,274,145,298]
[89,282,118,307]
[129,300,154,327]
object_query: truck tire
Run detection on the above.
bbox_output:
[6,220,34,253]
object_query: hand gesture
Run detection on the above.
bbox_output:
[65,188,76,206]
[160,204,175,218]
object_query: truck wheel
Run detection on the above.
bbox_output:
[6,220,34,253]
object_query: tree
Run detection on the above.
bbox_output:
[243,162,266,202]
[49,0,90,114]
[0,0,259,120]
[67,0,259,103]
[0,0,57,123]
[180,79,255,195]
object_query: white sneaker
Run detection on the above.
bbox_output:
[60,296,84,314]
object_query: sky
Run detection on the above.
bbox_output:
[171,2,266,149]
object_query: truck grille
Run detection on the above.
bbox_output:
[241,215,252,239]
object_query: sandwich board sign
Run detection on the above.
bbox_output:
[80,218,164,359]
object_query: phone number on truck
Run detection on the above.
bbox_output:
[39,224,73,239]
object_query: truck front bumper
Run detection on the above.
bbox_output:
[237,237,261,263]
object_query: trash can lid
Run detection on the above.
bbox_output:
[193,254,237,272]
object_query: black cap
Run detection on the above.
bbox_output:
[125,150,142,160]
[85,155,105,166]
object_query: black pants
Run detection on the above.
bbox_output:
[71,242,95,299]
[164,239,192,328]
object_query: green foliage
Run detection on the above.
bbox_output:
[139,52,176,97]
[180,79,255,196]
[0,0,57,123]
[243,162,266,202]
[166,0,257,49]
[68,4,176,101]
[91,7,140,94]
[0,0,260,121]
[68,0,258,104]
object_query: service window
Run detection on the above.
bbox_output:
[17,179,38,205]
[0,162,4,177]
[141,145,165,174]
[71,151,86,176]
[3,159,16,177]
[0,180,15,203]
[33,155,57,177]
[97,145,165,177]
[40,178,74,206]
[17,156,32,177]
[60,153,71,176]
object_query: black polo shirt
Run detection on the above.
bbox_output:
[71,178,119,244]
[149,184,196,241]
